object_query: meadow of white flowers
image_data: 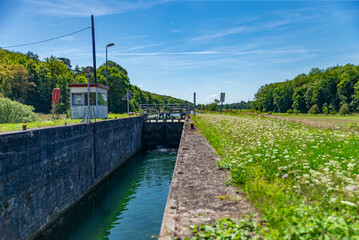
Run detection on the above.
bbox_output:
[194,113,359,238]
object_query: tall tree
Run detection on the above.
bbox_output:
[0,48,190,114]
[97,64,130,113]
[0,64,34,103]
[57,57,72,70]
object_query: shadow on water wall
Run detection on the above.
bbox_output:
[42,148,177,240]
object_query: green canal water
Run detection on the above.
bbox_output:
[45,148,177,240]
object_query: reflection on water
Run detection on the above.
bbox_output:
[45,149,177,240]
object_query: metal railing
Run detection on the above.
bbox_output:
[139,104,191,122]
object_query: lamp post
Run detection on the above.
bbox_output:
[106,43,115,86]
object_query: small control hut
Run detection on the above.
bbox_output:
[69,83,109,119]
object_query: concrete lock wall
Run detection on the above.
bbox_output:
[143,122,184,148]
[0,117,143,240]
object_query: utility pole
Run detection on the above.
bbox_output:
[193,92,196,116]
[84,66,94,122]
[220,92,225,114]
[91,15,97,83]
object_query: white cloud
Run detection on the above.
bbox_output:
[104,44,313,75]
[193,26,247,41]
[233,47,311,56]
[120,35,147,40]
[110,51,223,56]
[192,8,321,42]
[23,0,171,17]
[35,46,91,60]
[170,29,182,33]
[113,44,161,52]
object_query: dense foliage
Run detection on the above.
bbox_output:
[0,96,37,123]
[254,64,359,113]
[194,113,359,239]
[0,48,189,114]
[197,100,253,111]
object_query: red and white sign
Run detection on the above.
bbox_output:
[52,88,61,103]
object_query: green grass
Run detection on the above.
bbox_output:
[218,110,359,131]
[0,113,133,132]
[218,109,359,119]
[273,113,359,118]
[267,113,359,131]
[269,112,359,121]
[192,113,359,239]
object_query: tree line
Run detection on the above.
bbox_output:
[197,100,253,111]
[0,48,189,114]
[254,64,359,113]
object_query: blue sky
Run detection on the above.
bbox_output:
[1,0,359,104]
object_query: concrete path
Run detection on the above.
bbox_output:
[159,120,256,239]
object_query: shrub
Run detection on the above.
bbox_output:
[323,106,329,115]
[339,103,350,116]
[329,103,336,113]
[308,104,320,115]
[0,97,38,123]
[330,111,337,115]
[286,109,294,114]
[348,122,359,131]
[293,109,299,115]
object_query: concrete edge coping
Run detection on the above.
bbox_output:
[158,119,256,239]
[158,120,187,240]
[0,116,141,136]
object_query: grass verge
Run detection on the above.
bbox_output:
[0,113,132,132]
[192,113,359,239]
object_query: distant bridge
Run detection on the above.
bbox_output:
[139,104,192,122]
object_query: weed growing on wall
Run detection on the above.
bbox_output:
[193,113,359,239]
[187,216,262,239]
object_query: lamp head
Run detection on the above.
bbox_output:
[106,43,115,48]
[84,66,94,77]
